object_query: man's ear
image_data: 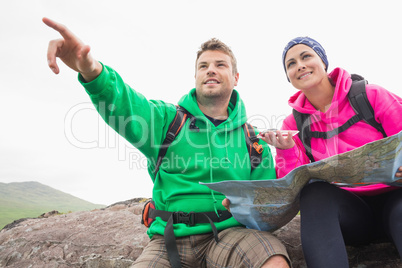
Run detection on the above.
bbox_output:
[234,73,239,86]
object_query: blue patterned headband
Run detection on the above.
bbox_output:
[282,37,328,80]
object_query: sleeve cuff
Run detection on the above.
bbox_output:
[78,62,109,96]
[276,146,299,158]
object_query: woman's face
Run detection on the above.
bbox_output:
[284,44,328,91]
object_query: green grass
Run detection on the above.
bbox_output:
[0,181,105,229]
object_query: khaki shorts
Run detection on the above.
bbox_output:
[133,227,290,268]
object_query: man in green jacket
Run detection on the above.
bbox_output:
[43,17,290,268]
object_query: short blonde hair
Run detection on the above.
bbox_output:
[196,38,238,74]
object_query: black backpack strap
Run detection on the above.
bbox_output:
[243,123,263,171]
[156,108,264,175]
[147,206,232,268]
[294,107,363,162]
[164,209,231,268]
[154,106,195,178]
[309,114,361,139]
[348,77,387,138]
[292,74,387,163]
[293,109,316,162]
[148,207,232,224]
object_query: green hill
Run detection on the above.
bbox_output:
[0,181,105,229]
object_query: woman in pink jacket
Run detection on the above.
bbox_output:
[259,37,402,267]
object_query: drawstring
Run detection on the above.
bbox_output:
[224,126,231,165]
[206,123,219,216]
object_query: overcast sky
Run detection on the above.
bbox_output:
[1,0,401,205]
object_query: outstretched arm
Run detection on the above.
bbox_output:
[42,17,102,82]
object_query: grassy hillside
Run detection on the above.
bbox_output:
[0,181,105,229]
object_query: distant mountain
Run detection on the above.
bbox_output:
[0,181,105,229]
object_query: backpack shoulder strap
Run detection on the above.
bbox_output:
[154,106,193,178]
[348,76,387,137]
[292,109,316,162]
[155,108,265,176]
[291,75,387,164]
[243,123,263,171]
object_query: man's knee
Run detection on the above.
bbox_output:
[212,227,290,267]
[261,255,290,268]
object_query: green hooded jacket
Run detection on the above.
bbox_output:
[79,63,276,238]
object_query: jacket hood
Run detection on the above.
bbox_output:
[288,67,353,114]
[177,88,247,130]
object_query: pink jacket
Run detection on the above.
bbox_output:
[276,67,402,196]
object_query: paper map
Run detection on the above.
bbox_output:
[202,131,402,232]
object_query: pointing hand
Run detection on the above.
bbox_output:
[43,17,102,81]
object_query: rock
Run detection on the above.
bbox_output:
[0,198,400,268]
[39,210,61,218]
[0,198,150,268]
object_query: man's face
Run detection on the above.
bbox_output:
[195,50,239,104]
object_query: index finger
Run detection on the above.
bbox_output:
[42,17,75,40]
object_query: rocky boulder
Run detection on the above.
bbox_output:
[0,198,400,267]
